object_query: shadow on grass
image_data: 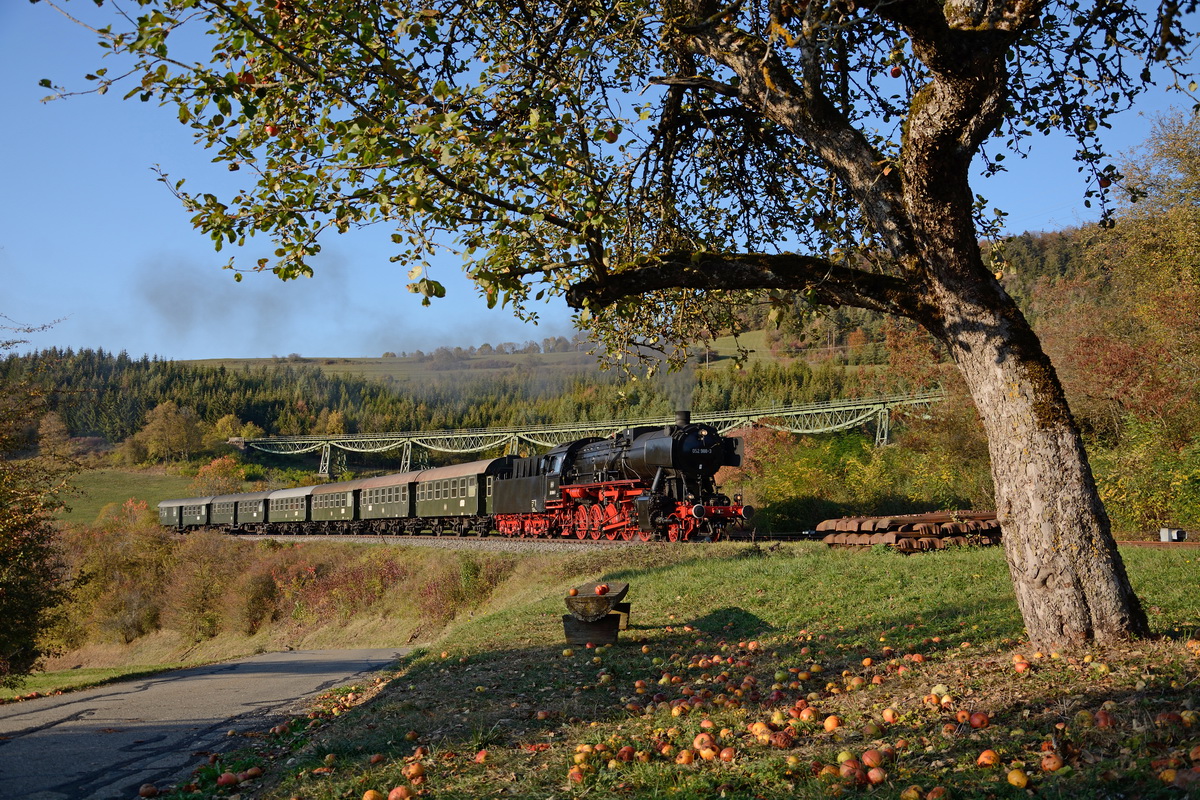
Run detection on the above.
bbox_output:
[258,557,1197,800]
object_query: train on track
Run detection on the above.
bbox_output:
[158,412,754,542]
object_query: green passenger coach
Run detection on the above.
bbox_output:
[311,479,364,526]
[158,497,214,529]
[413,457,515,522]
[359,471,420,519]
[269,486,314,526]
[234,491,273,528]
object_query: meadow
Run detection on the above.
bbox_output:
[57,468,200,523]
[14,538,1193,799]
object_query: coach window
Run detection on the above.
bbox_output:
[468,477,476,498]
[450,481,458,499]
[486,476,493,497]
[459,477,468,497]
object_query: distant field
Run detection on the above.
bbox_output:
[184,329,779,383]
[59,469,203,524]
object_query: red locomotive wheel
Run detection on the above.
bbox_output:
[591,504,607,540]
[665,516,683,542]
[599,503,622,541]
[573,505,591,539]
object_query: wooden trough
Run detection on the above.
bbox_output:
[563,581,629,646]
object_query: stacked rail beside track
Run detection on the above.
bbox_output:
[817,511,1002,551]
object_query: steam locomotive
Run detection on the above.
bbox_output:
[158,411,754,542]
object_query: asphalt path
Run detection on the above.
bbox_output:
[0,648,405,800]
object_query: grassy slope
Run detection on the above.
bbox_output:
[58,469,199,524]
[104,541,1200,800]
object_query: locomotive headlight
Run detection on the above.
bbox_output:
[734,493,743,503]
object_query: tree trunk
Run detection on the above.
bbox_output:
[924,266,1150,650]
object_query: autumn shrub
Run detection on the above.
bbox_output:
[273,555,327,625]
[724,406,990,532]
[189,454,247,495]
[316,550,410,620]
[1091,420,1200,535]
[162,532,242,641]
[417,554,515,625]
[228,560,281,635]
[51,511,175,647]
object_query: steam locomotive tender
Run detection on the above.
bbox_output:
[158,411,754,542]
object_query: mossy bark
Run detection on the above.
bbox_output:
[921,259,1150,648]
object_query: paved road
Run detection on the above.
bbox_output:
[0,648,404,800]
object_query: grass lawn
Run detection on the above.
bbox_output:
[57,468,199,524]
[156,542,1200,800]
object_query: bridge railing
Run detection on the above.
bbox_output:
[233,391,943,476]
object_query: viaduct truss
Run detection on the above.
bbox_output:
[236,391,943,476]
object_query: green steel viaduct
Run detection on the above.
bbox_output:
[234,392,943,476]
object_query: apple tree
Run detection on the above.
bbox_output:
[42,0,1199,647]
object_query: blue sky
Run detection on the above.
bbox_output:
[0,2,1190,361]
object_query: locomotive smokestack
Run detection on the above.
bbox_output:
[676,410,691,428]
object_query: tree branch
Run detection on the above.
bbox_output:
[566,251,921,316]
[673,10,915,262]
[203,0,585,235]
[648,75,740,96]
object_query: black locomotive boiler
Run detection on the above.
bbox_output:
[493,411,751,540]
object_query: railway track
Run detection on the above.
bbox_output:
[237,533,652,551]
[231,531,1196,552]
